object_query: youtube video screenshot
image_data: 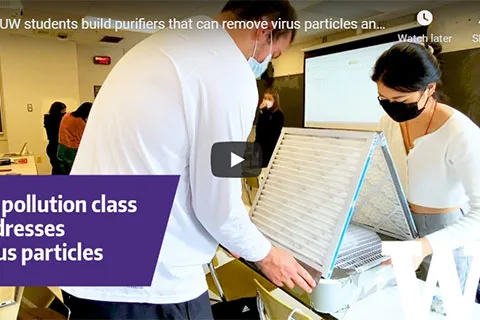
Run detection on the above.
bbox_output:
[0,1,479,319]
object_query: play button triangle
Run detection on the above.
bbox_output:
[231,152,244,168]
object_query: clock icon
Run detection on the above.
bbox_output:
[417,10,433,26]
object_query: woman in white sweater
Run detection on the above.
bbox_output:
[372,41,480,310]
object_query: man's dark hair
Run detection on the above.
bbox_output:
[222,0,297,43]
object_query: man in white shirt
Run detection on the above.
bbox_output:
[62,1,316,319]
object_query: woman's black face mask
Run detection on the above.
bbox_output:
[378,93,428,123]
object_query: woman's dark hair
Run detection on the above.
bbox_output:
[48,102,66,115]
[71,102,92,121]
[222,0,297,43]
[371,42,443,97]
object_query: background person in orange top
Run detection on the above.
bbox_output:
[57,102,92,175]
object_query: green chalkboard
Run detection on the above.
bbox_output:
[441,48,480,125]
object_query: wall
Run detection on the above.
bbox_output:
[272,38,322,77]
[273,30,355,77]
[274,2,480,77]
[0,140,7,153]
[0,37,125,173]
[77,44,124,103]
[428,2,480,53]
[0,34,80,174]
[0,53,6,154]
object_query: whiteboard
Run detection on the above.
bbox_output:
[304,41,397,130]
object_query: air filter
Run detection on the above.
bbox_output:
[352,137,417,240]
[250,128,417,279]
[334,224,386,273]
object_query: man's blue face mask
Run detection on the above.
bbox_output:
[248,33,273,79]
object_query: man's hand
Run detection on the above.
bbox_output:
[257,247,317,293]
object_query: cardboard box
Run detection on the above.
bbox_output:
[18,307,65,320]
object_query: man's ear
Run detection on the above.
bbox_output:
[428,83,437,95]
[259,17,274,29]
[259,29,272,43]
[258,18,273,41]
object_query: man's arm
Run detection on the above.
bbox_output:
[187,95,316,293]
[188,102,272,262]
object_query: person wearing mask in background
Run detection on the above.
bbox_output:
[374,42,480,313]
[61,1,316,319]
[44,101,66,175]
[57,102,92,175]
[255,89,284,167]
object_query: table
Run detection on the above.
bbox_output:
[0,287,24,320]
[0,155,38,319]
[334,280,480,320]
[233,254,480,320]
[0,156,38,175]
[235,257,335,319]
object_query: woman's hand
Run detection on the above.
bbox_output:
[259,101,267,109]
[414,237,433,269]
[381,238,433,270]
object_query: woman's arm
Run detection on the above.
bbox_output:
[276,111,285,129]
[271,111,284,140]
[74,118,87,147]
[423,128,480,255]
[255,112,264,141]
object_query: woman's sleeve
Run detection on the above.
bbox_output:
[255,113,263,141]
[425,129,480,252]
[278,111,285,128]
[75,119,87,146]
[272,111,284,135]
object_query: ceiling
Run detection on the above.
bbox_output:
[0,1,456,49]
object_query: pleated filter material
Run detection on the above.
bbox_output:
[352,137,417,240]
[250,128,377,279]
[334,224,387,273]
[250,128,417,279]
